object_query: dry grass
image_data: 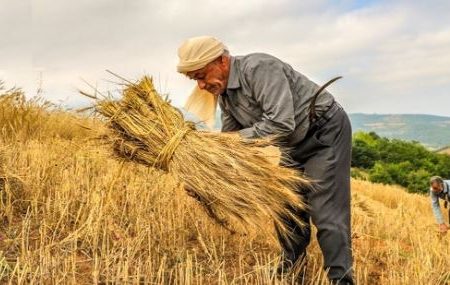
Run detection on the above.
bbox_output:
[0,86,449,284]
[0,86,97,142]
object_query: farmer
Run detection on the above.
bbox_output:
[177,36,353,284]
[429,176,450,234]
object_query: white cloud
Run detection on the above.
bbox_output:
[0,0,449,115]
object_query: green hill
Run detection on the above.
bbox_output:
[349,114,450,149]
[191,111,450,150]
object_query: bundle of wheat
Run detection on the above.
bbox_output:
[93,75,310,237]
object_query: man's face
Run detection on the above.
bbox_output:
[186,56,230,96]
[431,181,444,193]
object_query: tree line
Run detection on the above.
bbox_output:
[351,132,450,193]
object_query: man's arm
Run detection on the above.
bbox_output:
[221,107,242,132]
[430,190,445,225]
[238,59,296,141]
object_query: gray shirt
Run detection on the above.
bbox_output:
[219,53,335,146]
[430,180,450,224]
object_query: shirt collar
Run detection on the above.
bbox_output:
[226,56,241,90]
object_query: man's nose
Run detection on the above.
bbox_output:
[197,80,206,90]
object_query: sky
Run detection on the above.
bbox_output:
[1,0,450,116]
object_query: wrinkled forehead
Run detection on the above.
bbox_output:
[186,56,222,79]
[186,66,208,80]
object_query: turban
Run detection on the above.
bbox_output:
[177,36,227,73]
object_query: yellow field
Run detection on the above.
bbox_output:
[0,92,449,284]
[438,147,450,156]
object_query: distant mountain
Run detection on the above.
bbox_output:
[349,114,450,149]
[184,110,450,150]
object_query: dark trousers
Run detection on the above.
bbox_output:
[278,104,354,284]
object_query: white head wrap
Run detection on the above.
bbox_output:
[177,36,227,73]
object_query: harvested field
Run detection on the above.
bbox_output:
[0,86,449,284]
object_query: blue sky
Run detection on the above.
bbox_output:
[1,0,450,116]
[346,0,377,10]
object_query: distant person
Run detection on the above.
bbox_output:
[429,176,450,234]
[176,36,353,284]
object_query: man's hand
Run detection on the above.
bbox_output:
[439,223,449,233]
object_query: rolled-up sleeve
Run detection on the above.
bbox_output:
[238,60,295,141]
[430,190,445,224]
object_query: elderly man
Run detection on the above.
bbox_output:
[177,36,353,284]
[429,176,450,234]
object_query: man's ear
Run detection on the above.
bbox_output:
[220,55,230,67]
[216,56,225,65]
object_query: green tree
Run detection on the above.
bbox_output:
[352,138,379,169]
[351,131,448,194]
[369,162,394,185]
[406,169,431,193]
